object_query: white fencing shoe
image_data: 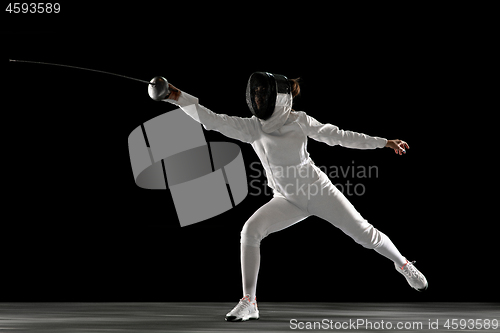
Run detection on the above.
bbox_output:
[395,260,428,291]
[225,294,259,322]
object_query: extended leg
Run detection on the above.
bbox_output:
[307,179,406,266]
[308,179,428,291]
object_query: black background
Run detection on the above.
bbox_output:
[2,4,496,302]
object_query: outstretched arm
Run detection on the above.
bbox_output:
[164,84,258,143]
[297,112,409,155]
[297,112,387,149]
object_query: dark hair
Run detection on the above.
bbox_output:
[289,77,301,98]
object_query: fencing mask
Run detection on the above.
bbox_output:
[246,72,293,133]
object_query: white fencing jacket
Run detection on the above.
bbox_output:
[166,92,387,196]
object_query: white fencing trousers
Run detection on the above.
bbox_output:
[239,169,408,299]
[240,173,385,250]
[239,163,409,299]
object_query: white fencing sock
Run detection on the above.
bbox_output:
[241,244,260,300]
[374,232,407,267]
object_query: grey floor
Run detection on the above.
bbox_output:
[0,302,498,332]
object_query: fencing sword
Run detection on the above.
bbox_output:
[9,59,170,101]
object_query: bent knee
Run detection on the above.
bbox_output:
[240,222,268,248]
[240,232,262,247]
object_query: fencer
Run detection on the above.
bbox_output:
[164,72,428,322]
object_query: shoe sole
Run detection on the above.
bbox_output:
[417,282,428,292]
[225,316,259,322]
